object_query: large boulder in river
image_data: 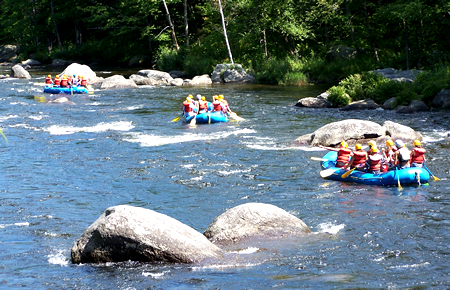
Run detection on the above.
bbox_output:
[11,64,31,79]
[0,45,18,62]
[432,89,450,109]
[71,205,224,264]
[211,64,255,83]
[395,100,429,114]
[293,119,422,147]
[100,75,138,90]
[204,203,311,247]
[340,99,380,111]
[185,74,213,86]
[59,63,97,83]
[130,69,173,86]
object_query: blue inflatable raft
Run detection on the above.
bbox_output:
[183,111,229,124]
[44,85,92,94]
[320,151,429,186]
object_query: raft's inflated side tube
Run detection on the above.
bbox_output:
[320,151,429,186]
[195,111,229,124]
[44,85,89,94]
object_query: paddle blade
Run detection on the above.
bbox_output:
[432,176,440,181]
[0,129,7,143]
[230,112,245,121]
[341,168,355,178]
[311,157,328,161]
[171,116,181,122]
[320,169,336,178]
[398,179,403,190]
[34,96,47,103]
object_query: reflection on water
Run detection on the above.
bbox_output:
[0,76,449,288]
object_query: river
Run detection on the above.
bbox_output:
[0,68,449,289]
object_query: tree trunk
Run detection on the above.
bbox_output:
[184,0,189,47]
[49,0,62,51]
[146,16,153,57]
[218,0,234,64]
[403,19,409,70]
[345,0,355,44]
[162,0,180,51]
[262,29,269,60]
[362,0,379,63]
[75,20,82,49]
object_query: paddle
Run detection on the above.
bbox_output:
[0,129,8,143]
[311,157,328,162]
[171,114,182,122]
[320,169,336,178]
[229,111,245,121]
[33,82,47,87]
[423,164,440,181]
[395,167,403,190]
[341,168,355,178]
[189,115,197,126]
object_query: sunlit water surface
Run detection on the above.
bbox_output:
[0,70,449,289]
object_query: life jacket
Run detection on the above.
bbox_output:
[352,150,367,166]
[80,78,87,86]
[213,100,223,112]
[336,148,352,165]
[221,99,229,111]
[61,78,68,87]
[183,101,193,112]
[199,100,208,111]
[45,77,52,84]
[411,147,426,163]
[398,147,411,163]
[54,77,61,86]
[368,154,383,172]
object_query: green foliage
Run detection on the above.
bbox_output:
[394,88,420,107]
[327,86,351,107]
[369,80,408,104]
[155,47,184,72]
[183,54,217,77]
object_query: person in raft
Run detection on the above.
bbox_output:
[382,139,397,171]
[182,95,197,121]
[319,141,352,168]
[365,146,384,174]
[196,95,209,114]
[410,139,426,168]
[346,143,368,170]
[394,139,411,169]
[53,75,61,86]
[45,75,53,85]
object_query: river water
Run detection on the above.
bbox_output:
[0,68,449,289]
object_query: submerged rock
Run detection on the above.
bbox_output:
[71,205,223,264]
[11,64,31,79]
[204,203,311,246]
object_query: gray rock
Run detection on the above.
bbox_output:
[432,89,450,109]
[135,69,173,85]
[0,45,18,62]
[372,68,422,82]
[383,120,422,142]
[211,63,255,83]
[293,119,422,147]
[326,46,357,61]
[21,59,41,66]
[382,97,396,110]
[317,92,330,100]
[170,78,184,86]
[100,75,138,89]
[295,97,333,108]
[340,99,380,111]
[169,70,188,79]
[128,54,150,67]
[186,74,212,86]
[71,205,224,264]
[204,203,311,246]
[59,63,97,83]
[395,100,429,114]
[11,64,31,79]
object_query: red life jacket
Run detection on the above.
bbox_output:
[368,154,383,172]
[61,79,68,87]
[199,100,208,111]
[213,100,222,112]
[336,148,352,165]
[411,147,426,163]
[80,79,87,86]
[183,101,193,112]
[352,150,367,166]
[45,77,52,84]
[54,78,60,86]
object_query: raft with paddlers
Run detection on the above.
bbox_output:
[318,151,429,186]
[183,111,229,124]
[43,85,93,94]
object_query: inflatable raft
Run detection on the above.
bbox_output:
[320,151,429,186]
[183,111,229,124]
[44,85,93,94]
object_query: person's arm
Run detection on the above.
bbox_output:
[318,145,339,152]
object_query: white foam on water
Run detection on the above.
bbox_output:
[0,114,18,121]
[0,222,30,229]
[229,247,259,254]
[218,168,251,175]
[191,262,262,271]
[315,222,345,235]
[44,121,134,135]
[142,271,170,278]
[125,128,256,147]
[48,250,69,266]
[386,262,430,269]
[28,115,46,120]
